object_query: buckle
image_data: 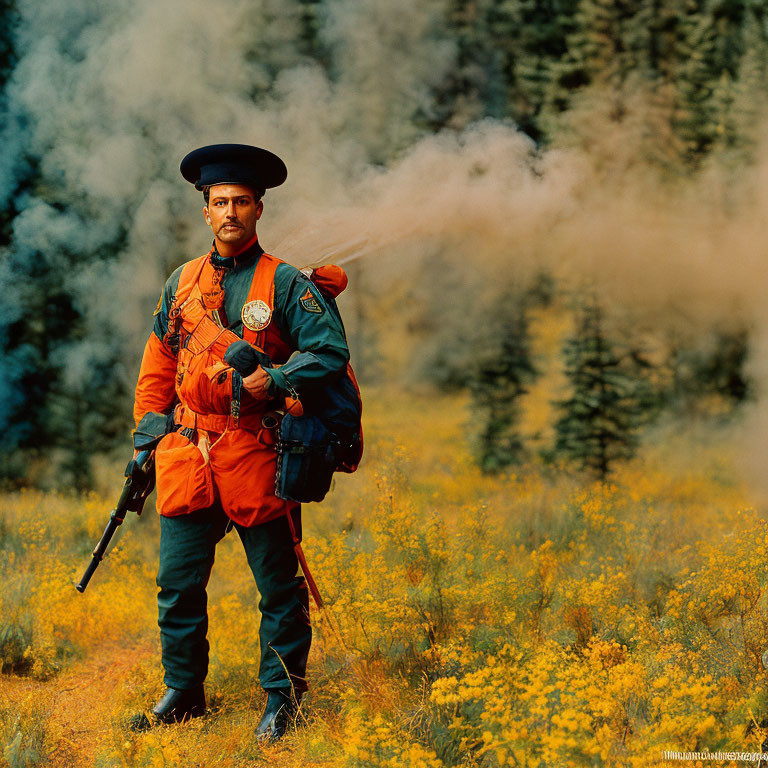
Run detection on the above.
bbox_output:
[261,411,281,429]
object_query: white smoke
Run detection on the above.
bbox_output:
[2,0,768,491]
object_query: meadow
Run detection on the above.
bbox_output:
[1,387,767,768]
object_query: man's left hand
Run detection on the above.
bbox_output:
[242,366,271,400]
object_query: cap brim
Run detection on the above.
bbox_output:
[180,144,287,190]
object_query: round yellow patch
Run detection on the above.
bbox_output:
[241,299,272,331]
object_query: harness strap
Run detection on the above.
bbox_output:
[241,252,283,348]
[176,253,211,308]
[285,509,323,609]
[163,254,210,350]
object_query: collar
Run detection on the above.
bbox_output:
[210,235,263,269]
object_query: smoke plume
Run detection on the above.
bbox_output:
[1,0,767,493]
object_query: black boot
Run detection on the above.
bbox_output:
[130,686,206,731]
[255,688,302,743]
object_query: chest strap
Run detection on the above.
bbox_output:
[241,251,283,348]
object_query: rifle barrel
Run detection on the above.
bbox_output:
[74,511,124,593]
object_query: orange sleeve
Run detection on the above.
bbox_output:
[133,333,178,426]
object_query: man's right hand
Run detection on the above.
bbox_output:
[242,365,271,401]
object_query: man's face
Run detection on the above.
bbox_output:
[203,184,263,247]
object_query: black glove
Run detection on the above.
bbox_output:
[224,340,273,376]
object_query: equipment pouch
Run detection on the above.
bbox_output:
[133,411,177,452]
[154,431,215,515]
[275,414,339,503]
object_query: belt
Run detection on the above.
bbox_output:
[174,403,276,434]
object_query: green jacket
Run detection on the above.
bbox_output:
[152,239,350,396]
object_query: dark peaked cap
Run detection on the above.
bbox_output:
[180,144,287,192]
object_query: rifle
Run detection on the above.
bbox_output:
[75,412,172,593]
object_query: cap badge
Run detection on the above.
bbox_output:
[241,299,272,331]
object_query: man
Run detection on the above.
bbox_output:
[131,144,351,741]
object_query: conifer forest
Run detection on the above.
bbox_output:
[2,1,768,766]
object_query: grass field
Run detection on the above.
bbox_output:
[1,388,767,767]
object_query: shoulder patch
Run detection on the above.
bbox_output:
[299,288,324,314]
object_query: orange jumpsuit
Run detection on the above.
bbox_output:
[133,240,351,526]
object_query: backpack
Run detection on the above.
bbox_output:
[225,263,363,502]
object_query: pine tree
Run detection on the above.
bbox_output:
[0,0,20,245]
[0,0,18,84]
[539,0,682,156]
[343,260,380,385]
[727,2,768,158]
[487,0,580,142]
[469,294,536,473]
[699,330,751,404]
[544,0,651,117]
[425,0,506,132]
[673,0,749,164]
[405,251,487,391]
[554,298,644,480]
[426,0,580,142]
[296,0,326,60]
[661,328,751,416]
[0,0,38,486]
[0,2,139,489]
[1,255,86,486]
[48,390,94,494]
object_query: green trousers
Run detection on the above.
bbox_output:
[156,504,311,692]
